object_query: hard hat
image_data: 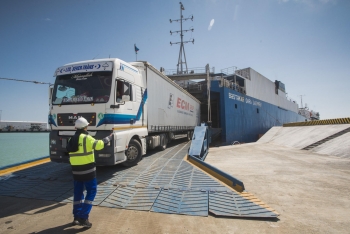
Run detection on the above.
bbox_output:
[75,117,89,129]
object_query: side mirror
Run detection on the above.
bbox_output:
[49,86,53,105]
[122,95,130,102]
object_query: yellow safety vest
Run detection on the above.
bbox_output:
[69,134,104,166]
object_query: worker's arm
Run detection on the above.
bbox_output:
[86,134,113,151]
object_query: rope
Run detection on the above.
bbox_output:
[0,77,52,85]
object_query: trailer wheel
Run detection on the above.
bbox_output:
[122,139,142,167]
[187,131,193,141]
[158,134,168,151]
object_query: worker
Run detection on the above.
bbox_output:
[66,117,113,228]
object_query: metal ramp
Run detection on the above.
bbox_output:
[0,139,278,218]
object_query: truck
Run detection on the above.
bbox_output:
[49,58,200,166]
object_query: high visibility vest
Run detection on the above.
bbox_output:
[69,134,105,180]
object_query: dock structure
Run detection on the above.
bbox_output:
[0,137,278,219]
[0,122,349,233]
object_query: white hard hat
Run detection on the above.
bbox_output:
[75,117,89,129]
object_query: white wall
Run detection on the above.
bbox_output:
[244,68,298,112]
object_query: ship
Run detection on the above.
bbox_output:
[298,106,320,121]
[166,66,319,144]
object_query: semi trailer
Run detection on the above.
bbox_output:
[49,58,200,166]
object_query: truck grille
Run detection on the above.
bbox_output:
[57,113,96,126]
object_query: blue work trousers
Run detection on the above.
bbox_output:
[73,178,97,220]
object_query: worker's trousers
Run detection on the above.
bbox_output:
[73,178,97,220]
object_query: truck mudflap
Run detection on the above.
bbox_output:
[141,138,147,155]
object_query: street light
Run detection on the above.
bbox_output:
[0,110,2,122]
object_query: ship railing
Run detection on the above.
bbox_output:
[174,80,202,91]
[221,66,251,80]
[235,69,250,80]
[164,67,215,76]
[219,77,246,94]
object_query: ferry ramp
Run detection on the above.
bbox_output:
[258,121,350,158]
[0,137,278,219]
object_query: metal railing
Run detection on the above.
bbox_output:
[221,66,250,80]
[165,66,215,76]
[174,80,202,91]
[219,77,246,94]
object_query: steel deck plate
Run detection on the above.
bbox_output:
[100,186,161,211]
[151,189,208,216]
[209,191,278,218]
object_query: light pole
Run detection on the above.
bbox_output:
[0,110,2,122]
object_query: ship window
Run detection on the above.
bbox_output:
[257,108,259,113]
[235,104,237,109]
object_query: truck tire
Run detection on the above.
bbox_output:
[122,139,142,167]
[158,134,168,151]
[187,131,193,141]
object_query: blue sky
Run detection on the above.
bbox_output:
[0,0,349,122]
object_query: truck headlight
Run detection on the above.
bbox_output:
[99,154,111,157]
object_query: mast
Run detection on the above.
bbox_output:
[170,2,194,74]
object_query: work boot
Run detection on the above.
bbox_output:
[72,218,81,226]
[80,219,92,228]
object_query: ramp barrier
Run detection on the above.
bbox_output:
[188,124,211,161]
[185,155,245,192]
[284,117,350,127]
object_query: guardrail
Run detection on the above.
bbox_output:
[283,117,350,127]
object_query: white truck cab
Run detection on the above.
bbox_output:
[49,58,200,166]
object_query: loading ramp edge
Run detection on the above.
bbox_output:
[0,157,50,176]
[185,155,245,192]
[283,117,350,127]
[185,154,279,217]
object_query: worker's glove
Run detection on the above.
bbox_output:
[102,135,112,144]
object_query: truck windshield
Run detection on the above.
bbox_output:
[52,71,112,105]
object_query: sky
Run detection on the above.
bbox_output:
[0,0,349,122]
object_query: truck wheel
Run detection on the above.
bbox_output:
[158,134,168,151]
[187,131,192,141]
[122,139,142,167]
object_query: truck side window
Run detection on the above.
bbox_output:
[117,81,133,102]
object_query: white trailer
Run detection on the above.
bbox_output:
[49,58,200,166]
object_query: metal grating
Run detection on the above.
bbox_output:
[15,180,72,200]
[0,139,278,219]
[151,189,208,216]
[100,186,161,211]
[209,191,278,218]
[0,177,41,197]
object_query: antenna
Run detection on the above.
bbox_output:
[170,2,194,75]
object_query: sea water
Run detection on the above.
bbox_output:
[0,133,49,168]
